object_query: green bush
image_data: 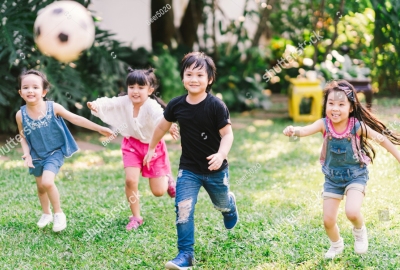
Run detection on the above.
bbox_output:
[151,49,185,102]
[0,0,151,133]
[213,44,269,111]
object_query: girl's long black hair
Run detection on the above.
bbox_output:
[119,67,166,109]
[322,80,400,163]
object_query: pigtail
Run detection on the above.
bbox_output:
[146,68,167,109]
[145,67,155,74]
[149,93,167,110]
[119,67,132,96]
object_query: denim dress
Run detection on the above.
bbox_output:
[21,101,78,176]
[320,117,370,199]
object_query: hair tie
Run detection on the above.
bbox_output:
[335,86,355,101]
[127,67,134,73]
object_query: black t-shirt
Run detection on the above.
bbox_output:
[164,93,231,174]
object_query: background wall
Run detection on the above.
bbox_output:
[89,0,257,50]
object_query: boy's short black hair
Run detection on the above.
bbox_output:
[180,52,216,92]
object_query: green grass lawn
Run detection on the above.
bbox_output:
[1,114,400,269]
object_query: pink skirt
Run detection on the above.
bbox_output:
[121,137,171,178]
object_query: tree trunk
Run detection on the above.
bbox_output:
[311,0,325,69]
[178,0,204,50]
[322,0,345,62]
[151,0,175,50]
[251,0,276,47]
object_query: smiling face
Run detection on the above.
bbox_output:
[182,64,213,95]
[19,74,48,104]
[127,83,154,106]
[325,90,353,123]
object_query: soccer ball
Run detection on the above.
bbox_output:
[34,1,95,62]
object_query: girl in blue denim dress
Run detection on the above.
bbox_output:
[15,70,113,232]
[283,80,400,259]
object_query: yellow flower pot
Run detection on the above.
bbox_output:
[288,79,323,122]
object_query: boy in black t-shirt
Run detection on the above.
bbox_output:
[144,52,238,269]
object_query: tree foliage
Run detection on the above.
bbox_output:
[0,0,147,133]
[1,0,398,133]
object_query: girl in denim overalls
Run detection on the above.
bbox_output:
[16,70,113,232]
[283,80,400,259]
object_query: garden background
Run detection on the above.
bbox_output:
[0,0,399,269]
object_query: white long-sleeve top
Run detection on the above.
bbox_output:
[91,95,164,143]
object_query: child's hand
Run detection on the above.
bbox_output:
[87,102,98,113]
[98,127,114,137]
[283,125,296,136]
[207,153,224,171]
[22,153,34,168]
[143,148,156,170]
[169,123,180,140]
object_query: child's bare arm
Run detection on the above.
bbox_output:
[143,117,172,168]
[283,119,324,137]
[207,124,234,171]
[54,103,113,137]
[359,124,400,163]
[15,111,34,168]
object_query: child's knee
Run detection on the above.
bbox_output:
[151,189,165,197]
[125,177,139,188]
[323,215,337,228]
[212,194,231,213]
[41,181,55,190]
[36,184,46,193]
[176,198,193,224]
[345,209,361,221]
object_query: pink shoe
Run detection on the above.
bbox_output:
[126,216,143,230]
[166,174,176,198]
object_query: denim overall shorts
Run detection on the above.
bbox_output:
[320,117,370,200]
[21,101,78,177]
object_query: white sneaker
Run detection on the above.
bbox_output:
[37,213,53,228]
[324,237,344,259]
[53,212,67,232]
[353,225,368,254]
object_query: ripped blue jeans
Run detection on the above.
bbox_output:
[175,167,235,255]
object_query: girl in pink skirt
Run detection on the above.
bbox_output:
[87,67,179,230]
